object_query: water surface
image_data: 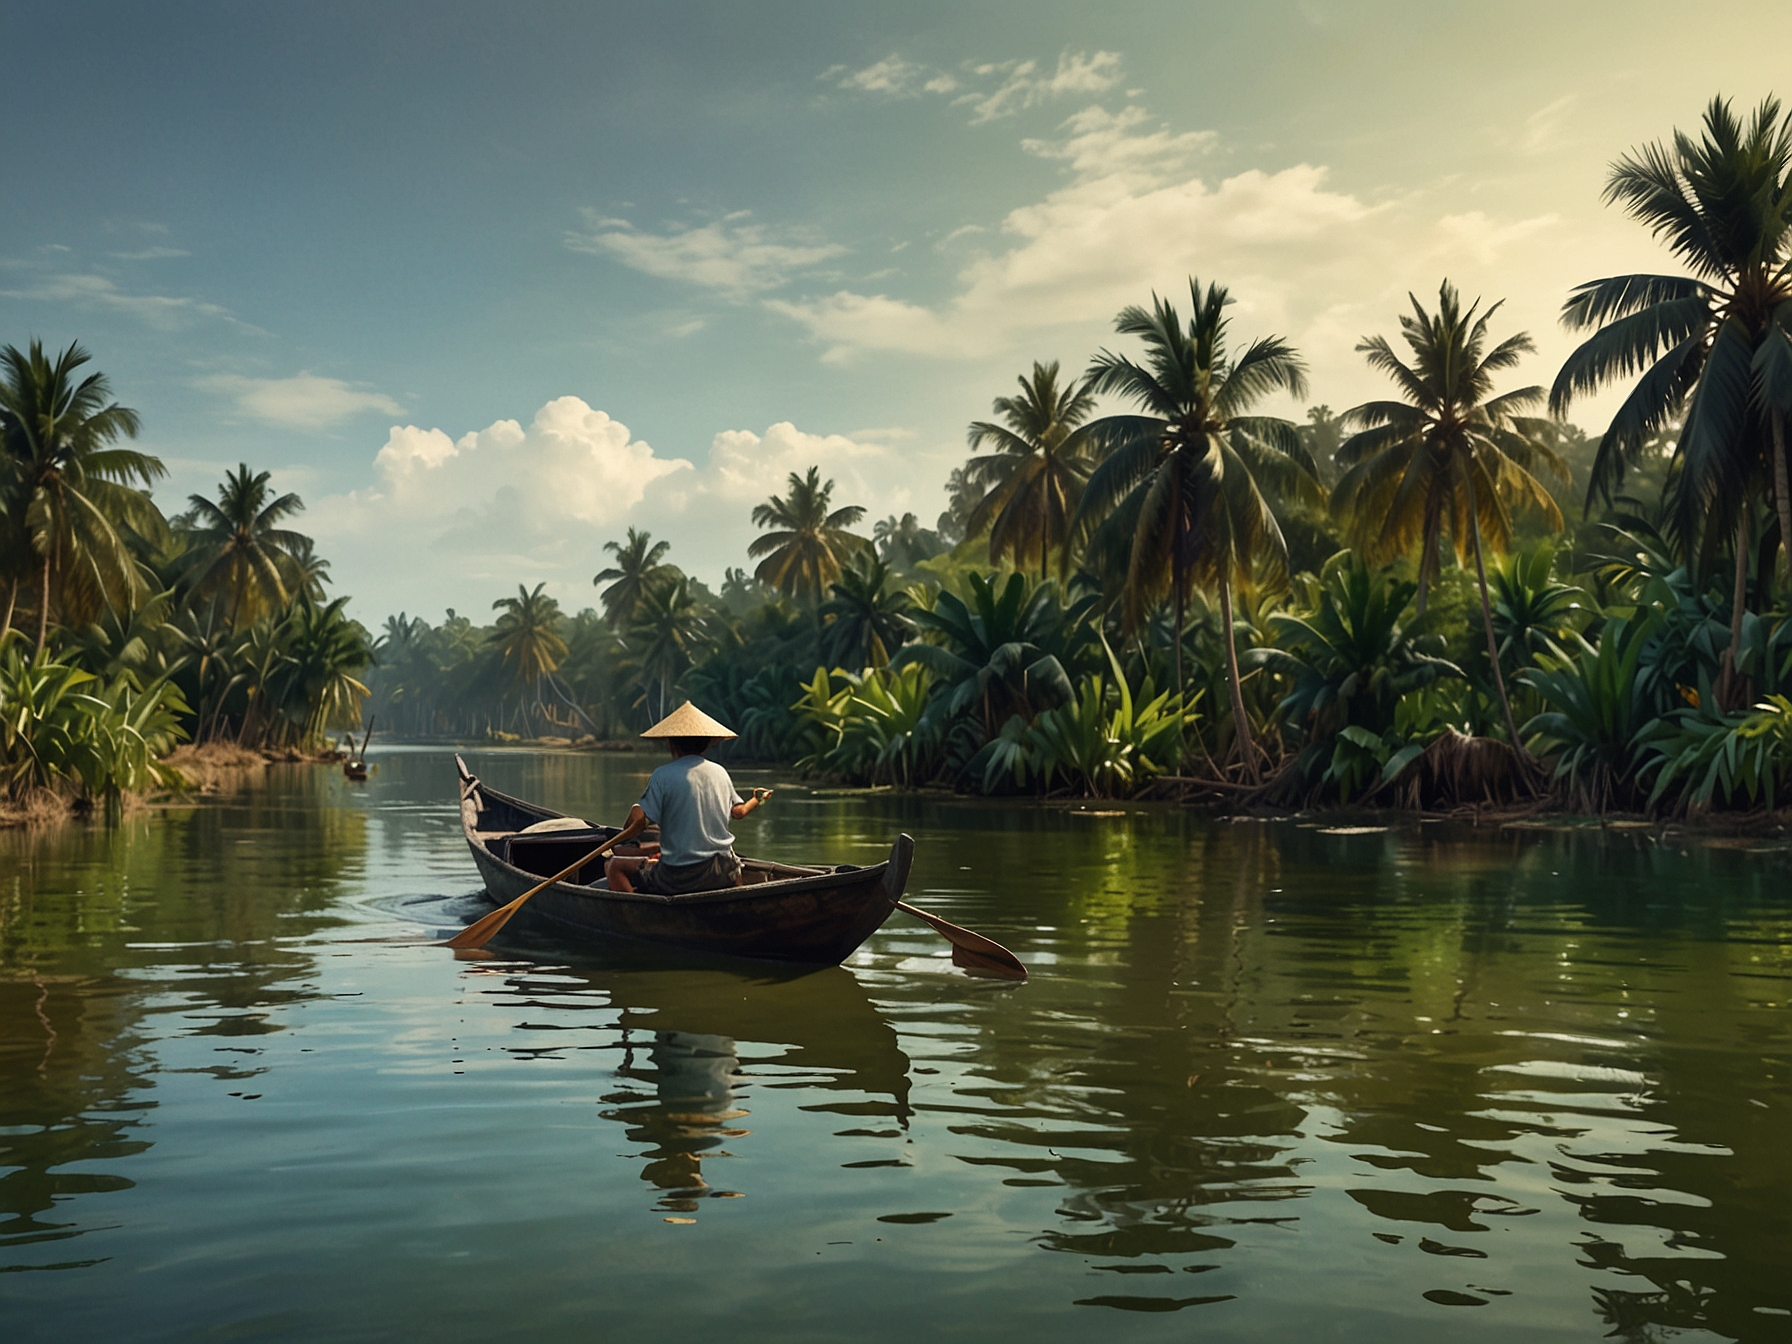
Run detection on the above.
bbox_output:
[2,747,1789,1341]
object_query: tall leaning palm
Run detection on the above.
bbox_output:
[181,464,310,630]
[748,466,868,604]
[1333,282,1566,753]
[0,340,163,652]
[963,361,1098,578]
[593,527,671,628]
[1550,96,1792,703]
[1075,280,1318,778]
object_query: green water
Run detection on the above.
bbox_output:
[2,748,1789,1342]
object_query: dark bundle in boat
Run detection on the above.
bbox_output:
[455,756,912,966]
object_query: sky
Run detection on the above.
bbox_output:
[4,0,1790,627]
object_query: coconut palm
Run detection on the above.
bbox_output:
[872,512,943,571]
[179,464,310,631]
[1075,280,1318,777]
[1549,96,1792,705]
[593,528,672,628]
[490,583,567,731]
[0,340,163,652]
[936,466,981,544]
[1332,281,1567,753]
[964,361,1098,578]
[624,575,713,719]
[286,536,332,601]
[819,552,913,669]
[748,466,868,603]
[264,596,372,748]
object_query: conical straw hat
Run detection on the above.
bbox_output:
[641,701,738,740]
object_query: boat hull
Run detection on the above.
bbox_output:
[455,756,908,966]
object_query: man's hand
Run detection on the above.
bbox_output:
[732,787,773,820]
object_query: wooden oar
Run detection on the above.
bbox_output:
[895,900,1027,981]
[444,836,621,949]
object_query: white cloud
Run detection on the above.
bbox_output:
[1022,105,1215,182]
[107,245,191,261]
[761,97,1614,413]
[828,55,959,97]
[769,112,1373,364]
[567,211,844,296]
[309,398,953,620]
[830,50,1122,124]
[197,373,404,430]
[1,272,233,329]
[1522,95,1577,153]
[958,51,1124,123]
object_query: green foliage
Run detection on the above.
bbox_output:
[819,552,913,669]
[1260,556,1460,735]
[793,663,936,785]
[1638,695,1792,811]
[1011,642,1189,797]
[0,642,188,800]
[1489,541,1590,668]
[1520,614,1661,811]
[894,572,1081,735]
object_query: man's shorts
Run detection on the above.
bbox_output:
[633,851,744,896]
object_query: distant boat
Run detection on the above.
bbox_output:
[453,755,913,965]
[343,717,374,780]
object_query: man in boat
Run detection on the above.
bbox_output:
[604,701,772,895]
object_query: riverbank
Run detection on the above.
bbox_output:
[0,742,343,828]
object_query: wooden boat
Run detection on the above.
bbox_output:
[343,717,374,779]
[454,755,913,965]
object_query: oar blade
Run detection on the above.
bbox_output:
[896,900,1028,981]
[952,943,1028,981]
[444,897,525,949]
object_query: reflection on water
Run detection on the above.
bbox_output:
[1,746,1789,1342]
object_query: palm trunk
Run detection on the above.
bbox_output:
[1719,511,1750,710]
[1773,411,1792,593]
[1462,470,1528,763]
[34,556,50,656]
[1173,573,1185,713]
[1218,577,1257,783]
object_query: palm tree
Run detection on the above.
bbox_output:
[490,583,567,732]
[179,464,309,631]
[1550,96,1792,705]
[1332,281,1567,751]
[0,340,163,652]
[286,536,332,601]
[872,513,943,571]
[819,552,913,668]
[265,596,372,748]
[1075,280,1318,777]
[625,575,712,719]
[748,466,868,603]
[964,361,1098,578]
[593,528,672,628]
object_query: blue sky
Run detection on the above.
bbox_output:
[4,0,1789,622]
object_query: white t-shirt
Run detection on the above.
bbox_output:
[638,755,743,866]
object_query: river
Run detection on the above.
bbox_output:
[1,746,1788,1341]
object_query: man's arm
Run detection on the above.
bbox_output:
[731,787,773,820]
[611,803,651,845]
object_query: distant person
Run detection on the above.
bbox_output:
[605,702,771,895]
